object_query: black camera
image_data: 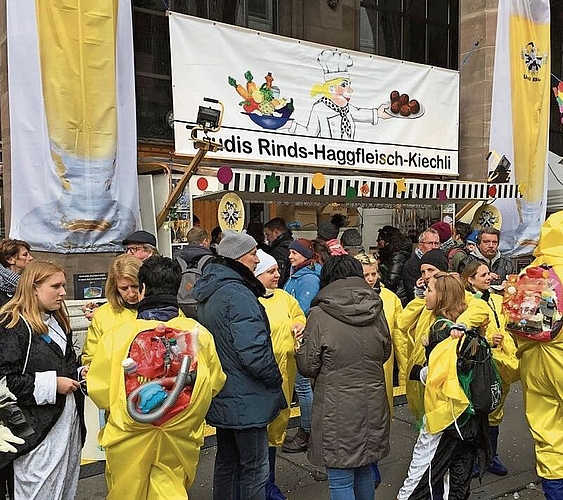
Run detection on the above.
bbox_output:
[0,403,34,438]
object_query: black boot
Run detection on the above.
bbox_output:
[281,427,309,453]
[487,425,508,475]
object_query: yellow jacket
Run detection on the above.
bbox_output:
[397,298,434,422]
[512,212,563,479]
[88,316,225,499]
[259,289,305,446]
[379,287,403,415]
[82,303,137,366]
[457,293,519,385]
[424,337,470,434]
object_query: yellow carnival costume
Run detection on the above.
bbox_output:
[379,287,404,415]
[397,298,434,422]
[424,337,470,434]
[515,213,563,480]
[259,289,305,446]
[81,303,136,365]
[457,293,519,426]
[88,317,225,499]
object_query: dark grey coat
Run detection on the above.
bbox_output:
[296,276,392,468]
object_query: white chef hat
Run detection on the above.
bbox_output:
[317,49,353,82]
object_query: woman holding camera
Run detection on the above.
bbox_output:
[0,261,85,499]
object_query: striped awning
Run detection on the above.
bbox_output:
[195,169,521,207]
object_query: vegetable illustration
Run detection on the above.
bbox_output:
[228,70,295,130]
[228,76,251,100]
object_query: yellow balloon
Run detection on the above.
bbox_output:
[312,172,326,190]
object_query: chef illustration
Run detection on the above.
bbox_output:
[287,49,390,139]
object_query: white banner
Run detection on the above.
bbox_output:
[169,13,459,177]
[7,0,139,253]
[489,0,550,256]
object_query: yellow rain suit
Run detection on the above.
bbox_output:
[379,287,404,415]
[514,212,563,480]
[88,317,226,499]
[81,303,136,365]
[259,289,305,446]
[423,336,470,434]
[397,298,434,422]
[457,292,519,426]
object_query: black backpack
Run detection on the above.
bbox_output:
[456,329,502,415]
[176,254,212,319]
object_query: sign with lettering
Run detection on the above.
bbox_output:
[169,13,459,176]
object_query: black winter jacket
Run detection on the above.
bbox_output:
[379,241,412,306]
[267,232,293,288]
[0,318,86,468]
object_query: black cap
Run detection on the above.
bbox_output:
[419,248,448,272]
[122,230,156,247]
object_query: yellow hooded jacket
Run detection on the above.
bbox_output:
[457,292,519,426]
[424,336,470,434]
[397,298,434,422]
[513,212,563,479]
[379,287,404,415]
[88,317,226,499]
[259,289,305,446]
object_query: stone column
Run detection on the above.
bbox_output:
[458,0,498,182]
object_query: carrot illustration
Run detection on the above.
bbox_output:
[228,76,251,99]
[244,71,258,94]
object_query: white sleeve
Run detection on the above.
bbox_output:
[33,371,57,405]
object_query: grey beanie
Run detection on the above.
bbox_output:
[218,230,257,260]
[318,214,346,241]
[340,229,362,247]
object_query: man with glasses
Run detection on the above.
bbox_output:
[122,230,158,262]
[402,228,441,302]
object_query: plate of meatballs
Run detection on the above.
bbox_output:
[384,90,424,119]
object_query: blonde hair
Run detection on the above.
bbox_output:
[430,272,467,322]
[355,253,378,268]
[311,77,347,99]
[0,261,70,334]
[105,255,142,312]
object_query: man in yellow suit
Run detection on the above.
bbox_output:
[88,256,225,500]
[514,212,563,499]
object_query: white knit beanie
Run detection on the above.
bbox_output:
[254,249,278,277]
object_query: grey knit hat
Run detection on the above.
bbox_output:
[217,230,257,260]
[340,229,362,247]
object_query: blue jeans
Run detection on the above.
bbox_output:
[294,372,313,432]
[326,465,375,500]
[213,427,269,500]
[543,479,563,500]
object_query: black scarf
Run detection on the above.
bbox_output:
[137,294,179,321]
[320,96,352,139]
[214,256,266,298]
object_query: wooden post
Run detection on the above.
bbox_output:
[156,138,222,229]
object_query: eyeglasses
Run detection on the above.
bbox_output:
[421,241,441,247]
[125,246,143,254]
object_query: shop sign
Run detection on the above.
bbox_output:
[170,13,459,176]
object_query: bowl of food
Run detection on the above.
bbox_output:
[243,113,293,130]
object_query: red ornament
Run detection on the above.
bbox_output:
[488,185,497,197]
[196,177,209,191]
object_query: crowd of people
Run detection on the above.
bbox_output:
[0,211,561,500]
